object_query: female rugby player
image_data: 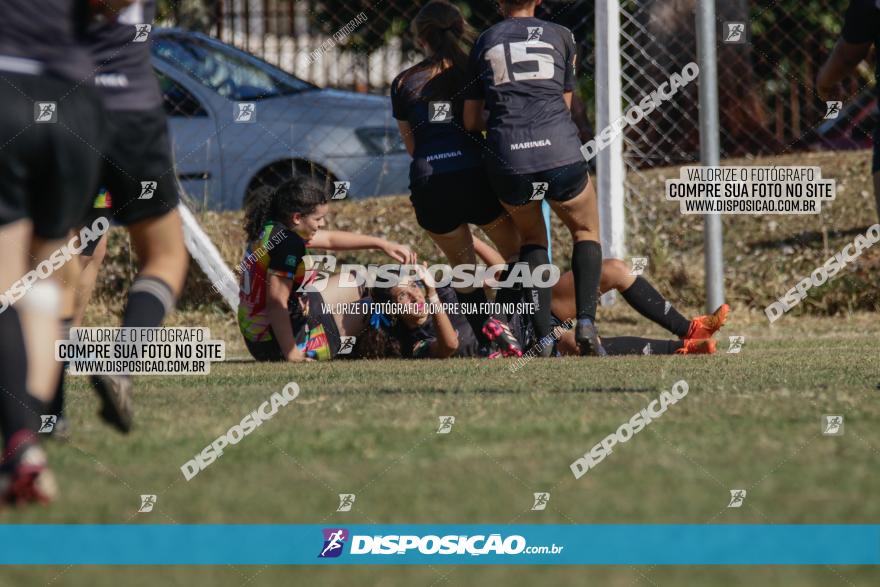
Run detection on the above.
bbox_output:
[463,0,605,357]
[358,264,722,360]
[238,177,415,362]
[0,0,109,504]
[470,236,729,352]
[391,0,523,357]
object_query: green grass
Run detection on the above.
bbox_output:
[1,315,878,586]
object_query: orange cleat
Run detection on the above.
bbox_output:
[684,303,729,340]
[675,338,716,355]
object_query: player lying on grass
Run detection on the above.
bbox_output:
[469,236,729,345]
[238,177,416,363]
[357,263,725,359]
[464,0,606,357]
[280,229,728,360]
[391,0,523,357]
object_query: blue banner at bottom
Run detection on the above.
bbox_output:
[0,525,877,565]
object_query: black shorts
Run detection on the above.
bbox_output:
[0,73,104,239]
[409,167,504,234]
[488,160,591,207]
[98,107,179,226]
[244,292,342,361]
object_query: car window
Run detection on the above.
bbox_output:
[156,69,208,117]
[152,35,314,100]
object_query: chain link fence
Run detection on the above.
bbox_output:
[155,0,871,211]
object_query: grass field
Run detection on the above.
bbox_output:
[3,149,877,585]
[1,312,877,586]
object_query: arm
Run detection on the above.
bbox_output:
[266,274,309,363]
[817,40,872,99]
[424,286,459,358]
[309,230,417,264]
[818,1,877,100]
[397,121,415,156]
[563,91,573,111]
[463,99,487,132]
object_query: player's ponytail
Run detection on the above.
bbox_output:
[350,286,399,358]
[406,0,476,100]
[243,176,328,241]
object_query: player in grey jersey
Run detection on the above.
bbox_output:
[0,0,115,505]
[50,0,190,435]
[463,0,605,357]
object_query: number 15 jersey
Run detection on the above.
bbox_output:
[464,17,584,174]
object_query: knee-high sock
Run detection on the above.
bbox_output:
[0,308,41,449]
[122,276,176,328]
[621,277,691,338]
[48,317,73,418]
[520,245,552,342]
[572,241,602,321]
[602,336,683,356]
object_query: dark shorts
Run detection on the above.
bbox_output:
[98,107,179,226]
[0,73,104,239]
[409,167,504,234]
[244,292,341,362]
[488,160,591,207]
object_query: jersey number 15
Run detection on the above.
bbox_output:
[484,41,556,85]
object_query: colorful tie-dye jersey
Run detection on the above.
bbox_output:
[297,323,333,361]
[237,222,308,342]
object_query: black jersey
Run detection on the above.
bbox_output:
[391,63,485,181]
[87,0,162,111]
[0,0,93,83]
[464,17,584,174]
[842,0,880,93]
[392,286,479,359]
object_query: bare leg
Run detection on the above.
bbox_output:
[477,211,521,262]
[127,209,188,296]
[20,236,69,401]
[72,235,108,326]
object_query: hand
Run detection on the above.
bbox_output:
[295,294,310,317]
[381,241,417,265]
[415,263,438,297]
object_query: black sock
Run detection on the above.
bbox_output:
[520,245,552,343]
[49,317,73,419]
[0,308,41,448]
[122,276,176,328]
[621,277,691,338]
[572,241,602,321]
[456,288,492,344]
[602,336,683,356]
[494,264,522,307]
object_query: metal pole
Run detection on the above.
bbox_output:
[696,0,725,311]
[595,0,626,306]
